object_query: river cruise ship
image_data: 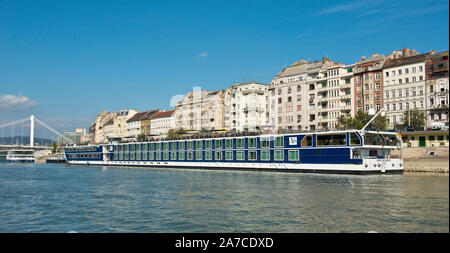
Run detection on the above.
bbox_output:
[0,149,35,163]
[64,130,403,174]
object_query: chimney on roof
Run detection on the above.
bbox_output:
[372,53,380,57]
[323,57,328,63]
[402,47,409,57]
[430,50,437,55]
[411,49,416,55]
[361,56,366,61]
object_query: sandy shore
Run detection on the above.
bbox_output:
[403,157,449,173]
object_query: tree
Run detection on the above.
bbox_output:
[400,109,426,131]
[136,134,146,142]
[337,111,387,131]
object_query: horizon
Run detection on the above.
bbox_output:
[1,0,449,138]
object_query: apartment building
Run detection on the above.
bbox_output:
[316,63,355,130]
[269,57,338,131]
[224,81,270,131]
[141,109,162,140]
[149,110,175,138]
[91,110,114,144]
[383,51,428,129]
[353,53,387,114]
[425,50,449,128]
[106,110,138,141]
[174,89,225,131]
[126,110,159,140]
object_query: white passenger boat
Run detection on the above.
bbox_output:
[0,149,35,163]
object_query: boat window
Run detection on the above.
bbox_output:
[248,151,257,161]
[156,143,161,151]
[195,151,202,160]
[288,150,299,161]
[364,133,399,146]
[236,139,245,148]
[187,152,194,160]
[350,133,361,145]
[136,144,141,151]
[163,142,169,150]
[261,151,270,161]
[149,152,154,160]
[225,139,233,149]
[187,141,194,150]
[215,140,222,149]
[274,137,284,147]
[205,151,212,160]
[196,141,203,150]
[214,151,222,160]
[260,137,270,148]
[130,153,135,160]
[163,152,169,160]
[178,152,185,160]
[236,151,245,160]
[317,133,346,146]
[179,141,185,150]
[143,143,148,151]
[124,153,129,160]
[225,151,233,160]
[143,152,148,160]
[170,142,176,151]
[248,138,257,148]
[136,152,141,160]
[274,150,284,161]
[156,152,161,160]
[205,140,212,149]
[301,135,312,147]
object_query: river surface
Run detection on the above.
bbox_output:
[0,163,448,233]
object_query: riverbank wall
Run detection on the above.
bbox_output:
[392,147,449,173]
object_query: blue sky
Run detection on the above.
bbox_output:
[0,0,448,137]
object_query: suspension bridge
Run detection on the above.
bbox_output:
[0,115,74,151]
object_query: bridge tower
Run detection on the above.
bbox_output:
[30,115,35,147]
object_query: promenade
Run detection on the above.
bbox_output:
[393,147,449,173]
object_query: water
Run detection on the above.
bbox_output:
[0,163,448,233]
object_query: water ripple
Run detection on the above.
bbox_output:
[0,163,448,233]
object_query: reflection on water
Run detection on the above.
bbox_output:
[0,163,448,233]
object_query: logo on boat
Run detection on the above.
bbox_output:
[289,137,297,145]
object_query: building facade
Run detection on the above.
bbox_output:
[91,110,114,144]
[353,54,387,114]
[149,110,175,138]
[425,50,449,129]
[383,51,428,129]
[112,110,138,140]
[224,81,270,131]
[174,89,225,132]
[316,63,355,130]
[270,57,343,131]
[141,110,162,140]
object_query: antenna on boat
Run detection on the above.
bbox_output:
[361,108,385,131]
